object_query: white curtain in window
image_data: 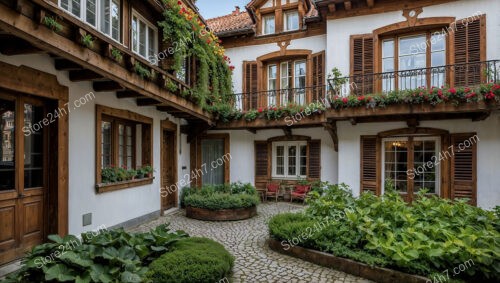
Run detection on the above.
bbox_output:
[201,139,224,185]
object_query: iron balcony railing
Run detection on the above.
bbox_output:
[232,85,328,111]
[328,60,500,97]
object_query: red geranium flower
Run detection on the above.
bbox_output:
[257,107,263,113]
[448,88,456,94]
[342,97,348,104]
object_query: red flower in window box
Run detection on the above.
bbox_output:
[448,88,457,95]
[342,97,348,104]
[258,107,263,113]
[357,95,365,101]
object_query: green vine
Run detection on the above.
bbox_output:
[81,34,94,48]
[43,16,62,32]
[134,62,152,79]
[110,47,123,62]
[159,0,234,111]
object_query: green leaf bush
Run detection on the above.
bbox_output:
[183,182,260,210]
[4,224,188,283]
[144,237,234,283]
[269,183,500,281]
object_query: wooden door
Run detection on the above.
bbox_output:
[161,130,177,212]
[0,94,47,265]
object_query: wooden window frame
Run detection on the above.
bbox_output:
[379,29,448,90]
[131,9,158,61]
[262,13,276,35]
[271,141,307,179]
[256,0,303,36]
[264,57,308,105]
[95,105,153,193]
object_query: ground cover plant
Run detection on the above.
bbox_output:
[269,183,500,282]
[144,237,234,283]
[182,182,260,210]
[3,224,188,283]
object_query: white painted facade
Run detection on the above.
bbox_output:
[0,53,191,235]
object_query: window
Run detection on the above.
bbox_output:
[132,11,158,60]
[284,11,299,31]
[382,136,440,195]
[266,59,307,106]
[96,105,153,191]
[176,56,191,85]
[272,141,307,178]
[100,116,136,170]
[263,15,275,35]
[59,0,120,42]
[381,31,446,91]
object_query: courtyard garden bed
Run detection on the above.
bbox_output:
[268,183,500,283]
[182,182,260,221]
[3,224,233,283]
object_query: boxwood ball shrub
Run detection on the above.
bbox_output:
[144,237,234,283]
[183,182,260,210]
[269,183,500,282]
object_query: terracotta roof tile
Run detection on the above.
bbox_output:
[207,11,254,36]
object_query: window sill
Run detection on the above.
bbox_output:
[95,177,154,194]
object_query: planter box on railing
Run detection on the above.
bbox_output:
[96,177,154,194]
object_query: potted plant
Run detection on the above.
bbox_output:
[141,165,154,178]
[127,169,137,180]
[116,167,128,182]
[101,167,118,183]
[135,167,145,179]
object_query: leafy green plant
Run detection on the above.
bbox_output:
[328,67,348,91]
[110,47,123,62]
[81,34,94,48]
[144,237,234,283]
[244,109,259,121]
[43,16,62,32]
[183,182,260,210]
[270,184,500,281]
[4,224,188,283]
[134,62,152,79]
[165,78,179,92]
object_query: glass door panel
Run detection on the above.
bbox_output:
[399,35,427,90]
[24,103,44,189]
[383,139,408,193]
[0,98,15,191]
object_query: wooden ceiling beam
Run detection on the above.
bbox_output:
[0,36,43,55]
[136,98,162,106]
[54,58,82,71]
[69,69,104,82]
[366,0,375,8]
[93,81,124,92]
[116,90,142,99]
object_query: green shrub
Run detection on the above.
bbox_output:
[144,237,234,283]
[269,184,500,281]
[4,224,188,283]
[183,182,260,210]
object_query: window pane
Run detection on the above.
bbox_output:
[86,0,96,26]
[101,121,112,168]
[382,39,394,58]
[148,27,156,58]
[300,145,307,176]
[288,145,297,176]
[264,15,275,34]
[111,0,120,41]
[126,126,133,169]
[285,11,299,31]
[118,124,124,168]
[139,21,147,57]
[294,61,306,105]
[24,104,44,188]
[0,99,15,191]
[132,17,138,52]
[201,139,225,185]
[100,0,110,35]
[413,139,438,194]
[384,140,408,192]
[431,32,446,52]
[276,145,284,176]
[399,35,426,56]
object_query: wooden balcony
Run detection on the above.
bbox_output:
[0,0,213,124]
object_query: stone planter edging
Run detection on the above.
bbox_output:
[186,205,257,221]
[268,238,430,283]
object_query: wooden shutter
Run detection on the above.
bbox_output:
[308,140,321,180]
[311,52,325,102]
[360,136,380,195]
[243,61,258,111]
[350,35,374,95]
[255,141,269,190]
[450,133,477,205]
[451,15,486,87]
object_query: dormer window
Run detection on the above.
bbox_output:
[263,14,275,35]
[284,10,299,31]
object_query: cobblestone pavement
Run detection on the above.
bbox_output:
[130,203,373,283]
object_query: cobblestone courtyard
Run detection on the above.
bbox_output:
[130,203,372,283]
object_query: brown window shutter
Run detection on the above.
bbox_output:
[360,136,380,195]
[311,52,325,102]
[255,141,269,189]
[243,61,258,111]
[450,133,477,206]
[350,35,374,95]
[452,15,486,86]
[308,140,321,180]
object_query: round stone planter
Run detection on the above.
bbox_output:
[185,205,257,221]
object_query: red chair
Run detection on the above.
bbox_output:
[265,182,280,202]
[290,184,311,204]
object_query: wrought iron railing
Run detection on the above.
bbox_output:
[327,60,500,97]
[232,85,328,111]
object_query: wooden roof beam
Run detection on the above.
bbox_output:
[69,69,104,82]
[116,90,142,99]
[136,98,162,106]
[54,58,82,71]
[93,81,124,92]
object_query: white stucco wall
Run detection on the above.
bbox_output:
[225,34,327,93]
[208,127,338,185]
[326,0,500,76]
[337,112,500,209]
[0,54,191,235]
